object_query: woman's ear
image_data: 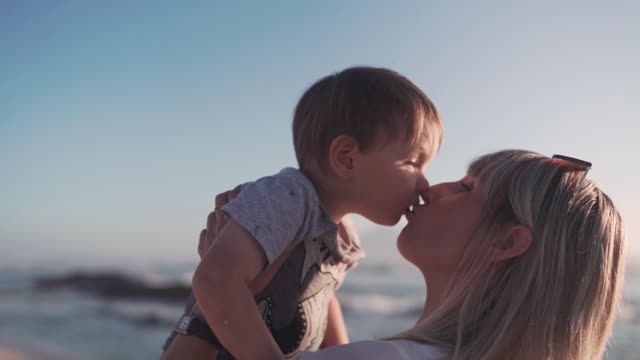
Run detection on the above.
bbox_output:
[327,135,359,179]
[492,225,533,262]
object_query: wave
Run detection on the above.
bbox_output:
[339,291,423,317]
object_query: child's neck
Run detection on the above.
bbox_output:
[302,167,349,224]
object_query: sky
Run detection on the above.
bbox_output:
[1,1,638,268]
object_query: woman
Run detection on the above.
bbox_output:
[169,150,626,360]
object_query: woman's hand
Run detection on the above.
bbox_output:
[197,186,241,259]
[190,186,242,342]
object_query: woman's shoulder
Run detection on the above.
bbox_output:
[296,339,447,360]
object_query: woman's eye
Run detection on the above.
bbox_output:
[460,182,472,191]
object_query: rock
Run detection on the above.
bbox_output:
[34,272,191,302]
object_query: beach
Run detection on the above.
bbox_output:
[1,241,638,360]
[0,346,26,360]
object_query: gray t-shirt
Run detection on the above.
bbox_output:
[163,168,365,357]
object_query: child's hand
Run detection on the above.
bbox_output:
[197,186,241,259]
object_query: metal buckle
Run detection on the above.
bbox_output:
[174,314,193,335]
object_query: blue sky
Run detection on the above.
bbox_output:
[2,1,638,267]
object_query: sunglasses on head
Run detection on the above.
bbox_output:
[552,154,592,184]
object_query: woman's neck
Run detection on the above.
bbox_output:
[417,270,449,324]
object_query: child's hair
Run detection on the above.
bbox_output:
[292,66,442,171]
[391,150,626,360]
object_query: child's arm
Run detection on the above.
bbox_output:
[320,290,350,348]
[192,217,283,360]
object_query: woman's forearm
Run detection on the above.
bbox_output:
[161,331,219,360]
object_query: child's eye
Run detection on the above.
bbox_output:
[407,159,425,168]
[460,182,472,192]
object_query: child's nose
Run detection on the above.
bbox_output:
[416,173,430,193]
[419,188,432,205]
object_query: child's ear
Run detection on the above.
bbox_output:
[492,225,533,262]
[328,135,359,179]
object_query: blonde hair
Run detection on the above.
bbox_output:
[292,66,442,171]
[392,150,626,360]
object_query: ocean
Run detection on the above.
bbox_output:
[1,236,639,359]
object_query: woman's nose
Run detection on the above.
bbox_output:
[422,181,453,203]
